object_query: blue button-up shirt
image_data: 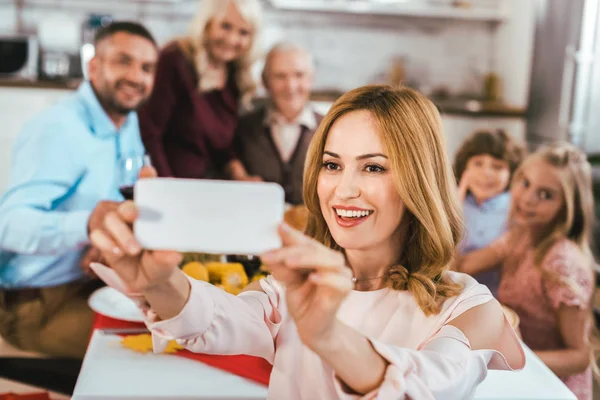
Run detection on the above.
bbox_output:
[461,192,511,296]
[0,82,145,288]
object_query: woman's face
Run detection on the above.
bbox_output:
[317,110,406,252]
[465,154,510,203]
[511,158,565,229]
[205,1,253,64]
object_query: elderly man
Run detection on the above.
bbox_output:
[227,42,322,205]
[0,22,158,358]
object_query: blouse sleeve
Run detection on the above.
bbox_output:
[542,242,594,310]
[330,281,526,400]
[146,275,285,364]
[89,260,284,363]
[138,47,186,177]
[331,323,524,400]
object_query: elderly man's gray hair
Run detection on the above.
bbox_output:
[262,41,315,78]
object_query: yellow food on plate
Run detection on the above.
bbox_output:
[205,262,249,294]
[221,270,249,295]
[181,261,209,281]
[121,334,183,354]
[251,272,269,282]
[205,262,245,282]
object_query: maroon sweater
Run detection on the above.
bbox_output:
[138,43,240,178]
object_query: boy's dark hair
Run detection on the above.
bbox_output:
[94,21,157,47]
[453,129,526,182]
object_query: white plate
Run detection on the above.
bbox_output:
[88,286,145,322]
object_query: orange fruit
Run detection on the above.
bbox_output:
[181,261,209,281]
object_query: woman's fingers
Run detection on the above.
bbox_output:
[117,201,139,224]
[267,263,308,286]
[262,245,345,273]
[278,223,312,246]
[309,271,354,294]
[104,211,141,256]
[139,165,157,179]
[146,250,183,269]
[89,229,124,266]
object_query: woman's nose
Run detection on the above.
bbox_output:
[334,171,360,199]
[225,32,241,47]
[523,188,538,205]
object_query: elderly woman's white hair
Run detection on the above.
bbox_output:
[179,0,263,109]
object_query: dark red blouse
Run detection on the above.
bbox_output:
[138,43,239,178]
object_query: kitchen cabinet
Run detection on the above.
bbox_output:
[0,90,526,193]
[268,0,509,22]
[312,100,526,162]
[0,86,71,192]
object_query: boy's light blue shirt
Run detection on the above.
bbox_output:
[0,82,145,288]
[461,191,511,296]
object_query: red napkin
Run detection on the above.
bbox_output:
[0,393,50,400]
[93,314,272,386]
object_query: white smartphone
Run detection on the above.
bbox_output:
[133,178,285,255]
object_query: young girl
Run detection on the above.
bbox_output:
[454,130,526,295]
[457,143,596,400]
[90,85,524,399]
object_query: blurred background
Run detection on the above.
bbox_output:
[5,0,600,235]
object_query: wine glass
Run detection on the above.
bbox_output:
[117,154,152,200]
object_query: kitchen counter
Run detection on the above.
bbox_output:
[0,78,81,90]
[310,90,527,118]
[0,80,527,117]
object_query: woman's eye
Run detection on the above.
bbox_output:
[322,161,339,171]
[365,164,384,173]
[522,178,529,188]
[538,190,551,200]
[221,22,232,30]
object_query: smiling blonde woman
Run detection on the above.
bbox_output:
[92,85,526,399]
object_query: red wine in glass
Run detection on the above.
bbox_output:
[119,185,135,200]
[118,155,151,201]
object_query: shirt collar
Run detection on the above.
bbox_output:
[76,81,137,138]
[264,103,317,131]
[466,191,511,212]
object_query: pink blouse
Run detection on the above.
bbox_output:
[143,272,525,399]
[496,237,594,400]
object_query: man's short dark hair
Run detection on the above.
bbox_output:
[94,21,157,47]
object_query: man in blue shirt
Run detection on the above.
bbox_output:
[0,22,158,358]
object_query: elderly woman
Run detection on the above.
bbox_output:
[138,0,262,179]
[91,85,525,399]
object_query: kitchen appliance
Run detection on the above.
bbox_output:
[0,34,39,81]
[40,51,71,80]
[526,0,600,154]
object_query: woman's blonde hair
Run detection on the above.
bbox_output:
[178,0,262,109]
[303,85,464,315]
[513,143,595,269]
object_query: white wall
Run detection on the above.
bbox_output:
[0,88,72,192]
[0,0,536,191]
[0,0,535,102]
